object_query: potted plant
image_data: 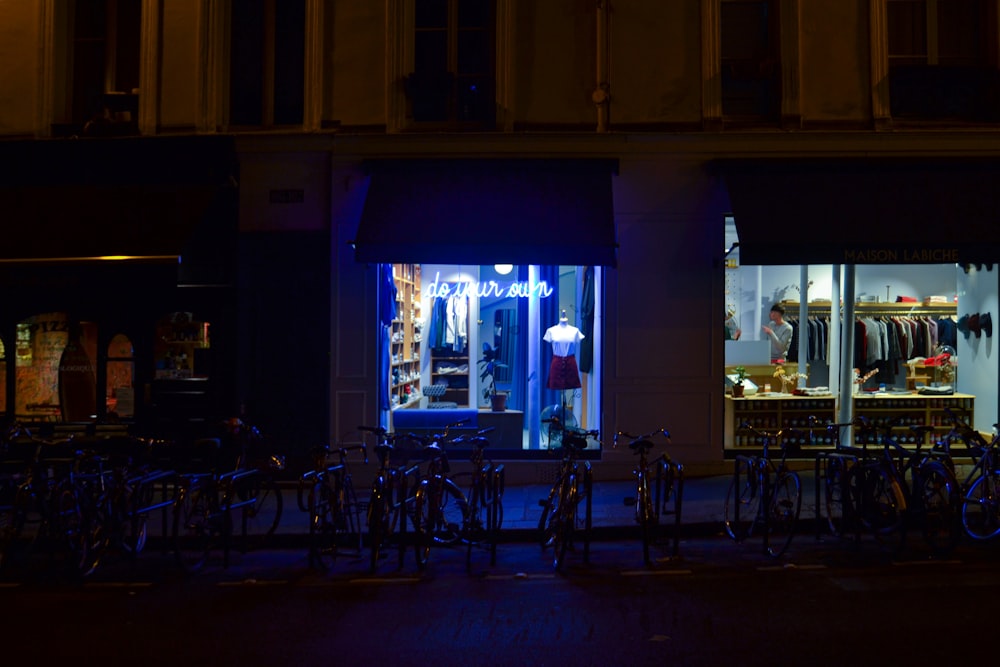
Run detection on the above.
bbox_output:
[478,342,509,411]
[731,365,749,398]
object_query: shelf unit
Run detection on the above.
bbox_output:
[429,295,470,408]
[725,393,975,451]
[390,264,422,410]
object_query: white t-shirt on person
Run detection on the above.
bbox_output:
[544,322,584,357]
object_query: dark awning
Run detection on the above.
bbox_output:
[717,157,1000,265]
[0,135,236,263]
[353,158,618,267]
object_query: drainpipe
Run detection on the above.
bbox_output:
[594,0,610,132]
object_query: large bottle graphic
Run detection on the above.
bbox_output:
[59,321,97,422]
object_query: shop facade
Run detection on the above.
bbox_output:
[350,158,615,459]
[720,157,1000,452]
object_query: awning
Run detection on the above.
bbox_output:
[0,135,236,263]
[353,158,618,267]
[717,157,1000,265]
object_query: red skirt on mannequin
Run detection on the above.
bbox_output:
[547,355,582,389]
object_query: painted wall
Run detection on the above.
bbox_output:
[957,267,1000,433]
[159,0,200,131]
[0,0,40,135]
[610,1,702,126]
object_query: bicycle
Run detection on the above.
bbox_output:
[407,422,471,570]
[0,424,92,574]
[537,417,598,570]
[813,417,861,540]
[843,415,962,556]
[171,433,275,574]
[936,407,1000,541]
[223,419,285,550]
[297,442,367,570]
[450,427,505,571]
[614,428,684,565]
[361,425,430,574]
[723,422,802,558]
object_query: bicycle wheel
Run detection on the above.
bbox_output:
[846,464,906,553]
[538,477,564,549]
[724,457,760,542]
[917,460,962,556]
[367,478,393,573]
[962,471,1000,540]
[120,482,150,555]
[308,481,337,570]
[338,477,363,554]
[413,482,431,570]
[241,475,283,549]
[51,481,94,576]
[552,476,577,571]
[766,470,802,558]
[823,457,850,538]
[490,465,505,531]
[173,486,224,574]
[636,475,654,565]
[415,478,468,552]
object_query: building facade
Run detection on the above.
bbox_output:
[1,1,999,477]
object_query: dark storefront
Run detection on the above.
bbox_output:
[0,136,239,440]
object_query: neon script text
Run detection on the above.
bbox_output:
[426,272,554,299]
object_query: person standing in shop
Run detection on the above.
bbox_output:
[762,303,792,362]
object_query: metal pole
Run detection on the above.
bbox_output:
[838,266,857,445]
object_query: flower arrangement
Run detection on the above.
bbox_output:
[773,363,807,393]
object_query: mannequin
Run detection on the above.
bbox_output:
[543,310,584,390]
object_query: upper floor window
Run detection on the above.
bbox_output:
[230,0,306,128]
[887,0,1000,121]
[720,0,781,123]
[405,0,496,128]
[64,0,141,137]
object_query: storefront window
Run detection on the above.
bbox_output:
[154,313,211,379]
[15,312,98,423]
[106,333,135,419]
[384,263,601,453]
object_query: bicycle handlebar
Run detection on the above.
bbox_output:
[612,428,670,449]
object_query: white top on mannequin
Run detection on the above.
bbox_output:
[544,320,584,357]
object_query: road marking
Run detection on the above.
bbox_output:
[348,577,422,584]
[485,573,558,581]
[756,563,827,572]
[620,569,693,577]
[83,582,154,589]
[217,579,289,587]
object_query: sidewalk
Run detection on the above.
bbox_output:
[270,469,823,544]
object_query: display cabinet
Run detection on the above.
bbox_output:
[725,393,975,452]
[390,264,422,409]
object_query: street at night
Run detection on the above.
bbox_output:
[2,533,997,666]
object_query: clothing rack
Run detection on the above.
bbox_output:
[779,301,957,318]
